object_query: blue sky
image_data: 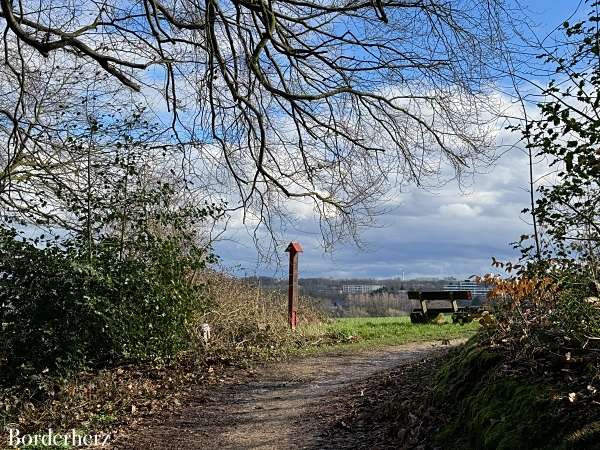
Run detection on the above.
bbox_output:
[213,1,585,280]
[526,1,583,29]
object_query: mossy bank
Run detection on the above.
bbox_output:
[433,340,600,450]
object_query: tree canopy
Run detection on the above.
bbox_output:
[0,0,517,245]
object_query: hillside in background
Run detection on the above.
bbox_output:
[246,276,464,316]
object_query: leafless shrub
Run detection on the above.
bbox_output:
[189,271,327,359]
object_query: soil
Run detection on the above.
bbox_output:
[112,340,463,450]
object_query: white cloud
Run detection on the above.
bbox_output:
[439,203,481,218]
[465,191,501,207]
[212,89,547,278]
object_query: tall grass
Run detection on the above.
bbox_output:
[189,272,327,361]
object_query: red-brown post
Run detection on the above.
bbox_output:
[285,241,303,330]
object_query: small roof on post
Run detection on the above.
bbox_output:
[285,241,304,253]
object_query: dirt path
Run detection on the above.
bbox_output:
[113,340,463,450]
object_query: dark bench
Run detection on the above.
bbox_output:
[408,290,474,324]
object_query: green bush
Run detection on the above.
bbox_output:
[0,228,212,385]
[552,289,600,346]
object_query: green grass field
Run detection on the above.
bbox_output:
[319,315,479,350]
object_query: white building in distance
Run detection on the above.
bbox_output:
[443,280,491,297]
[342,284,384,294]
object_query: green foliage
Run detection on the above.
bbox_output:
[514,1,600,275]
[0,107,226,386]
[452,8,600,445]
[496,1,600,359]
[0,229,109,381]
[552,288,600,345]
[0,225,215,385]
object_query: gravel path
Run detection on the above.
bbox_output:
[112,340,464,449]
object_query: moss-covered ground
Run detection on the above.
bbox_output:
[433,341,600,450]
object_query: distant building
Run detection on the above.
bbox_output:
[342,284,384,294]
[443,280,491,298]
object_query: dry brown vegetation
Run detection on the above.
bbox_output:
[190,272,328,362]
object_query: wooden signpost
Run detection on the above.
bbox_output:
[285,241,303,330]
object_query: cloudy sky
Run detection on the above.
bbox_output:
[213,1,583,280]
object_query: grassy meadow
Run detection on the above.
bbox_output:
[296,315,480,355]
